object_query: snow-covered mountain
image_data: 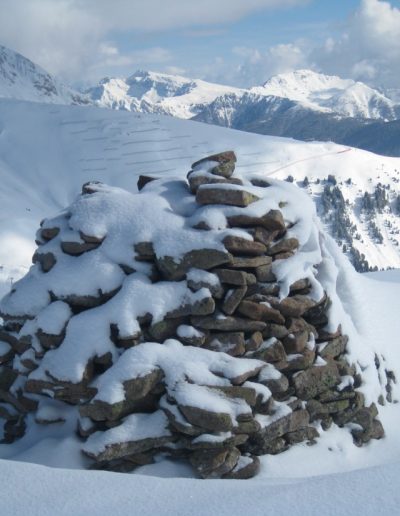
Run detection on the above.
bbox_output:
[87,69,399,122]
[86,70,243,118]
[0,45,90,105]
[86,68,400,156]
[251,70,399,121]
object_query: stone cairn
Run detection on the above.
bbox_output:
[0,150,389,479]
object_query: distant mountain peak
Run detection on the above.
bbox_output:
[252,69,397,120]
[86,69,243,119]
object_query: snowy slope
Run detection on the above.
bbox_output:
[0,45,90,105]
[1,455,400,516]
[252,70,399,120]
[86,70,243,118]
[0,99,399,280]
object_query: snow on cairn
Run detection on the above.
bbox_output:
[0,150,394,479]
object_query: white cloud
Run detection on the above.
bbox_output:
[311,0,400,88]
[205,43,310,87]
[0,0,308,81]
[218,1,400,89]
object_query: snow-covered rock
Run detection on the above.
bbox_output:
[0,152,390,478]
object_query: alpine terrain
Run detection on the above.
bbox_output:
[87,68,400,157]
[0,41,399,516]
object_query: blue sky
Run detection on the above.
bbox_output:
[1,0,400,89]
[103,0,364,82]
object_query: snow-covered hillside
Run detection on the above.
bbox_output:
[0,98,398,284]
[0,45,90,105]
[86,70,243,118]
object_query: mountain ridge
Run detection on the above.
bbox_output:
[0,45,90,105]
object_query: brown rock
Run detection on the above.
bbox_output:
[137,175,158,191]
[222,286,247,315]
[273,251,295,261]
[245,409,310,455]
[223,455,260,479]
[267,238,299,256]
[228,210,285,232]
[179,405,234,433]
[251,226,280,246]
[61,240,99,255]
[250,178,271,188]
[204,332,245,356]
[80,368,163,421]
[192,151,237,174]
[258,367,289,395]
[284,349,315,371]
[166,295,215,319]
[222,235,267,256]
[237,300,285,324]
[188,174,242,194]
[252,338,287,363]
[156,249,232,281]
[318,335,348,359]
[36,329,65,350]
[186,271,224,299]
[40,227,60,241]
[293,361,340,400]
[80,232,105,245]
[82,181,103,194]
[285,426,319,445]
[191,315,266,333]
[134,241,155,261]
[196,185,260,207]
[32,252,57,272]
[190,447,240,479]
[282,330,309,354]
[246,331,263,351]
[214,268,255,286]
[255,264,276,282]
[270,295,316,318]
[262,323,289,340]
[229,255,272,269]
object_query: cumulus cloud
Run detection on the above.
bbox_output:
[195,42,310,87]
[311,0,400,88]
[0,0,307,81]
[225,0,400,89]
[231,43,310,86]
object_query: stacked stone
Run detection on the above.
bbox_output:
[0,151,388,479]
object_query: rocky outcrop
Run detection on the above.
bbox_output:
[0,150,389,479]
